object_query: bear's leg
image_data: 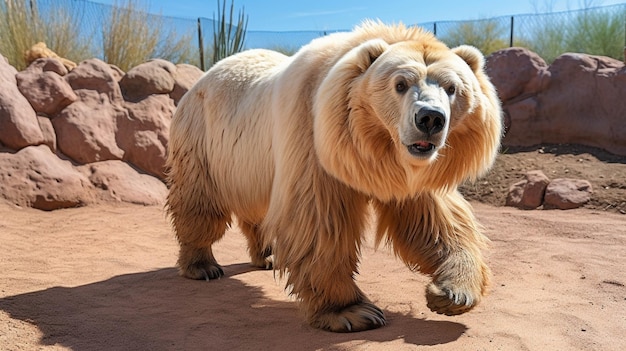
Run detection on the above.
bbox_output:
[166,154,231,281]
[272,192,386,332]
[175,213,231,281]
[286,253,386,332]
[239,221,273,269]
[374,191,491,316]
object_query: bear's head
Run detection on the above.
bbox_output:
[314,30,502,200]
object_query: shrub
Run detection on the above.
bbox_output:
[520,5,625,63]
[0,0,94,70]
[103,0,197,71]
[439,18,510,56]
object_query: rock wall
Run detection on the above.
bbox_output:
[0,53,203,210]
[486,47,626,156]
[0,48,624,210]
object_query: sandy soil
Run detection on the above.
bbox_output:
[1,198,625,350]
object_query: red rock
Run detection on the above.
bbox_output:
[0,53,18,84]
[118,94,173,178]
[16,70,77,116]
[53,90,126,164]
[486,47,549,102]
[123,130,167,179]
[109,64,125,82]
[66,58,123,103]
[120,59,176,101]
[505,170,551,209]
[537,54,626,156]
[0,57,44,150]
[170,63,204,105]
[502,97,539,143]
[37,116,57,152]
[487,49,626,156]
[543,178,593,210]
[23,57,69,76]
[0,145,93,210]
[78,160,167,205]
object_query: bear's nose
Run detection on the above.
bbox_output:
[415,107,445,135]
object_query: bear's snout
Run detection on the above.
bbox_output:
[415,106,446,136]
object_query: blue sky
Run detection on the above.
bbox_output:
[90,0,625,31]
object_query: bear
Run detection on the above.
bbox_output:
[166,20,502,332]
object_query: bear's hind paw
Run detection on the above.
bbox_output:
[263,254,274,270]
[312,302,386,332]
[180,262,224,281]
[250,254,274,270]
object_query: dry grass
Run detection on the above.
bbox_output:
[0,0,197,72]
[0,0,94,70]
[103,0,197,71]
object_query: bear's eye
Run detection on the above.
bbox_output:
[395,81,407,93]
[446,85,456,96]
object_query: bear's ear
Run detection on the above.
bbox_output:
[350,38,390,73]
[452,45,485,73]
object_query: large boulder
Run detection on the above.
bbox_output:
[170,63,204,105]
[0,55,44,150]
[486,47,550,138]
[119,59,176,101]
[486,47,548,102]
[78,160,167,205]
[55,59,128,163]
[487,48,626,156]
[52,90,126,164]
[66,58,124,103]
[0,145,93,210]
[537,54,626,156]
[22,57,69,76]
[16,70,77,116]
[117,94,173,179]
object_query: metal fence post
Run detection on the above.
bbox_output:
[510,16,514,47]
[198,18,205,71]
[433,22,437,36]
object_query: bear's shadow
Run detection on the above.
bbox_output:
[0,264,467,350]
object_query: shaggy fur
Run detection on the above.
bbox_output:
[166,21,502,332]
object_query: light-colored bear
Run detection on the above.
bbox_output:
[166,21,502,332]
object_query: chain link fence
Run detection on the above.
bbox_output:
[5,0,626,70]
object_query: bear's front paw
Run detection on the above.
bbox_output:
[311,302,386,332]
[425,281,479,316]
[180,261,224,281]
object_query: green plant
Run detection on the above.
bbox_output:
[440,19,509,56]
[0,0,93,70]
[211,0,248,65]
[567,8,624,61]
[522,5,625,63]
[103,0,197,71]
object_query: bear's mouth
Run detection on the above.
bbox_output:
[407,141,436,156]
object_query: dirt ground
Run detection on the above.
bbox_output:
[0,143,625,350]
[460,143,626,214]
